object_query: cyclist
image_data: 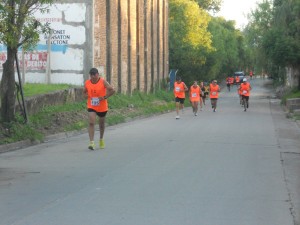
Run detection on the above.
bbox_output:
[239,78,252,111]
[189,81,201,116]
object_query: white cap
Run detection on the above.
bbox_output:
[243,78,247,82]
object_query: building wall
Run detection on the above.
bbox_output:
[93,0,169,93]
[0,0,169,93]
[0,1,94,85]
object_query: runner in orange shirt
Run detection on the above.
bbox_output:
[189,81,201,116]
[229,76,234,86]
[84,68,115,150]
[249,70,253,80]
[209,80,220,112]
[226,76,231,91]
[235,76,240,85]
[174,76,188,119]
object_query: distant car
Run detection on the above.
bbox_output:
[234,71,245,84]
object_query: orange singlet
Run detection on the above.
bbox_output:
[174,82,186,98]
[209,84,220,99]
[240,82,251,96]
[189,85,201,102]
[85,78,108,112]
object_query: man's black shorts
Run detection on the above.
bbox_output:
[175,97,185,104]
[88,108,108,117]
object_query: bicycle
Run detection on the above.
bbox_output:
[242,96,248,112]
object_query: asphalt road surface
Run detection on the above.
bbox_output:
[1,78,299,225]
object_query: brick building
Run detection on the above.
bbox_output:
[94,0,169,93]
[0,0,169,94]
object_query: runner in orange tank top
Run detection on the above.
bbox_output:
[189,81,201,116]
[174,76,188,119]
[84,68,115,150]
[209,80,220,112]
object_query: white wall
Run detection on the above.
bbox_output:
[0,3,89,86]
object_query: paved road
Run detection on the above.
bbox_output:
[0,79,299,225]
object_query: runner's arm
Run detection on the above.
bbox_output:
[102,80,116,100]
[184,83,188,92]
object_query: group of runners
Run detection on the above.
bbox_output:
[174,77,221,119]
[226,75,243,91]
[83,67,252,150]
[174,75,252,119]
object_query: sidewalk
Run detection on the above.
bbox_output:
[270,98,300,225]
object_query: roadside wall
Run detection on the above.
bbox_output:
[0,1,94,86]
[0,0,169,94]
[16,88,85,115]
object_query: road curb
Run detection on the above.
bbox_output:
[0,129,88,154]
[0,111,172,154]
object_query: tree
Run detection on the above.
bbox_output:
[169,0,214,83]
[244,0,273,75]
[200,17,246,81]
[245,0,300,88]
[0,0,52,123]
[193,0,222,12]
[266,0,300,88]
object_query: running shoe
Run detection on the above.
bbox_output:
[99,139,105,149]
[176,115,180,119]
[88,141,95,150]
[195,113,198,116]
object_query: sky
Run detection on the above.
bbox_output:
[215,0,261,29]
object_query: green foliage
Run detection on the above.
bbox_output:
[169,0,250,84]
[244,0,274,75]
[0,116,43,144]
[0,1,53,49]
[281,88,300,104]
[64,121,86,132]
[0,0,54,123]
[0,89,176,145]
[270,0,300,68]
[22,83,77,97]
[208,18,244,75]
[245,0,300,87]
[193,0,222,12]
[169,0,214,83]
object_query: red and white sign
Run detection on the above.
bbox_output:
[0,52,48,70]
